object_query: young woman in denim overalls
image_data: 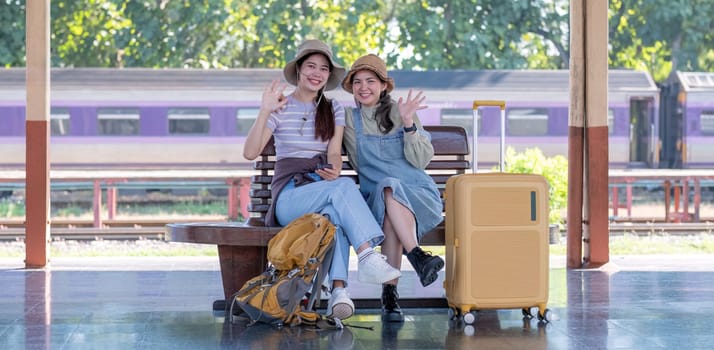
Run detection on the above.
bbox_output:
[342,54,445,322]
[243,41,401,322]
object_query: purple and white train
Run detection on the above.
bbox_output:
[0,68,712,170]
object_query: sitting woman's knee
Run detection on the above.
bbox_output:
[333,177,357,188]
[332,177,361,194]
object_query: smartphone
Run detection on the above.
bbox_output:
[316,163,333,170]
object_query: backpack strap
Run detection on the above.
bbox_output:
[304,240,335,311]
[315,317,375,330]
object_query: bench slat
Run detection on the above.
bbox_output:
[167,222,280,246]
[424,126,469,155]
[251,175,272,184]
[254,161,276,171]
[248,203,269,213]
[249,189,271,198]
[425,160,470,170]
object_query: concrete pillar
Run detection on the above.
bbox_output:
[567,0,610,268]
[25,0,51,268]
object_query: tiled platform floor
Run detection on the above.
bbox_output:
[1,254,714,349]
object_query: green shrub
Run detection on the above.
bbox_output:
[498,147,568,226]
[0,200,25,217]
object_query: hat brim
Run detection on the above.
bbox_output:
[342,67,394,94]
[341,66,394,94]
[283,50,345,91]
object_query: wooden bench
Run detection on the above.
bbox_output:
[166,125,469,309]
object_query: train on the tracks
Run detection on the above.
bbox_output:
[0,68,713,170]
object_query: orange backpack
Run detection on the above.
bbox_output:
[228,213,335,327]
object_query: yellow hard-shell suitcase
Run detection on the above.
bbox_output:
[443,100,552,324]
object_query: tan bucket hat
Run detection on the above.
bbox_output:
[283,39,345,91]
[341,54,395,94]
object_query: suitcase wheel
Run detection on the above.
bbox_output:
[462,311,478,325]
[447,308,458,320]
[522,306,539,319]
[537,308,553,323]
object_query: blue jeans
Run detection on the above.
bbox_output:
[276,176,384,285]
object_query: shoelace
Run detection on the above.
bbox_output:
[384,295,398,309]
[359,251,389,264]
[363,252,389,265]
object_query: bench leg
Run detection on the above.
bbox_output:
[217,245,267,301]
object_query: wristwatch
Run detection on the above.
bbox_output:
[403,124,417,133]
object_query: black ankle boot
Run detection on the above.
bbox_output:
[381,284,404,322]
[406,246,445,287]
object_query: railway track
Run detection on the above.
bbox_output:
[0,217,225,229]
[0,227,166,241]
[608,222,714,235]
[1,220,713,242]
[0,217,226,241]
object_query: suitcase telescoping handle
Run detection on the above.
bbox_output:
[472,100,506,173]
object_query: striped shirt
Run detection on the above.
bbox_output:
[267,94,345,160]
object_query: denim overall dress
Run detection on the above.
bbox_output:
[352,108,443,239]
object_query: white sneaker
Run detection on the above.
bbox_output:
[326,287,354,320]
[358,252,401,284]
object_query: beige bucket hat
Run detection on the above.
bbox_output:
[341,54,395,94]
[283,39,345,91]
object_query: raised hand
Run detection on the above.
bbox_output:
[261,79,288,113]
[397,89,428,127]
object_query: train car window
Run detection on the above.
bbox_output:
[236,108,259,136]
[507,108,548,136]
[97,108,140,135]
[608,109,615,135]
[168,108,210,135]
[701,111,714,136]
[440,108,480,136]
[50,108,70,136]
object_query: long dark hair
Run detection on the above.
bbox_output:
[314,89,335,141]
[297,55,335,141]
[375,90,394,134]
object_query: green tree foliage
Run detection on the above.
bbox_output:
[1,0,712,82]
[49,0,232,68]
[0,0,565,69]
[0,0,26,68]
[1,0,389,69]
[118,0,230,68]
[609,0,714,81]
[520,0,569,69]
[50,1,132,67]
[215,0,388,69]
[391,0,568,69]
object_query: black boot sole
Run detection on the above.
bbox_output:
[418,257,445,287]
